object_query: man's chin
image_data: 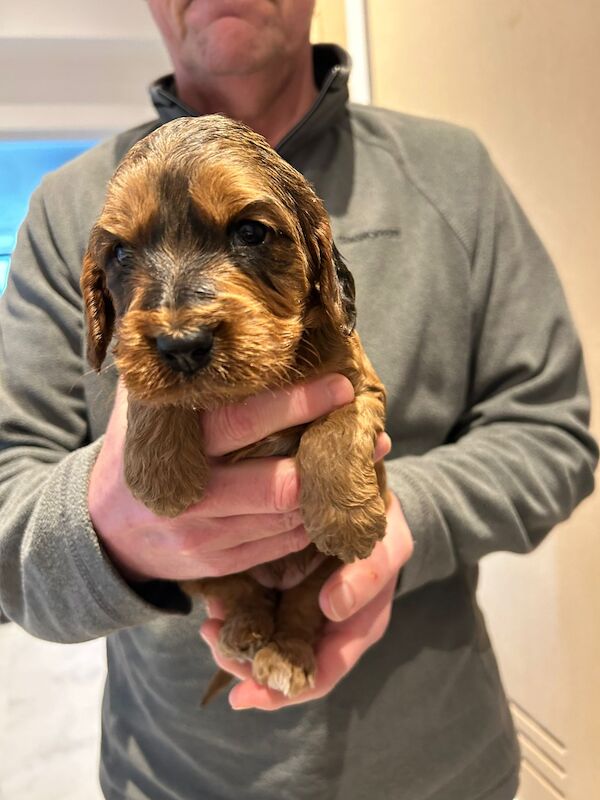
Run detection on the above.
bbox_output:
[185,19,280,76]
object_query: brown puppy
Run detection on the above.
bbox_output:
[82,115,388,698]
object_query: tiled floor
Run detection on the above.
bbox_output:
[0,623,106,800]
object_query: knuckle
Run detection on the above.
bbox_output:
[217,402,259,449]
[272,466,300,513]
[287,525,308,553]
[281,509,303,532]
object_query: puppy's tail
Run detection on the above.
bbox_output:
[201,669,234,706]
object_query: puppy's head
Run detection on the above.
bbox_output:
[81,115,356,407]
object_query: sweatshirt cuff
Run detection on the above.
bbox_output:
[60,439,191,636]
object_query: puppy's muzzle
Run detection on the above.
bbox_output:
[155,328,214,375]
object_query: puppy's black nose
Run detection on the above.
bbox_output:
[155,329,214,375]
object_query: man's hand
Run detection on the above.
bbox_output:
[199,493,414,710]
[88,374,356,583]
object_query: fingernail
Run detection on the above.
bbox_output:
[325,375,354,408]
[327,581,355,621]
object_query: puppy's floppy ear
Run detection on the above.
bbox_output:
[302,214,357,336]
[331,242,357,335]
[80,236,115,371]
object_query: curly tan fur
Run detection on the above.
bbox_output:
[81,115,388,699]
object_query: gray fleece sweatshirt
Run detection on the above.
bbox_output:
[0,46,596,800]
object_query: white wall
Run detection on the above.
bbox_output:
[0,0,171,137]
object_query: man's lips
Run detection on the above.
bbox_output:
[184,0,264,25]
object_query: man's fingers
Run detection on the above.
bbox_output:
[189,430,388,523]
[182,526,310,579]
[199,619,252,681]
[373,432,391,462]
[188,457,300,517]
[107,379,129,432]
[228,577,396,711]
[202,374,354,457]
[171,510,304,553]
[319,493,413,622]
[319,540,393,623]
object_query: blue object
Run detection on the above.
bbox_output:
[0,256,10,295]
[0,139,97,294]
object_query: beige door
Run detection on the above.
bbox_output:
[366,1,600,798]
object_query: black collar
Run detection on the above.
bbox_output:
[148,44,351,158]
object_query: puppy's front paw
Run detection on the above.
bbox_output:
[304,493,387,563]
[252,639,316,697]
[124,401,209,517]
[124,461,207,517]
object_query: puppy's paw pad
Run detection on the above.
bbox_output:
[218,613,274,662]
[252,640,316,697]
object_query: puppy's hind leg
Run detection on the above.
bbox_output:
[252,558,339,697]
[185,575,277,662]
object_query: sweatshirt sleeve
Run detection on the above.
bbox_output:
[388,145,598,597]
[0,183,189,643]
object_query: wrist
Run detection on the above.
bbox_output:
[98,536,153,584]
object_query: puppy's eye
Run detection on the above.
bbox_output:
[231,220,269,247]
[113,243,131,266]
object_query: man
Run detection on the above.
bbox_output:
[0,1,596,798]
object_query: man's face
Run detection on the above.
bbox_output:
[147,0,315,79]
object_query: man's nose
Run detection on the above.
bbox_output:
[155,329,214,375]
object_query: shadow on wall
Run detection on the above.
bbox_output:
[0,140,97,294]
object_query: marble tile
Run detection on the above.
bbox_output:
[0,624,106,800]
